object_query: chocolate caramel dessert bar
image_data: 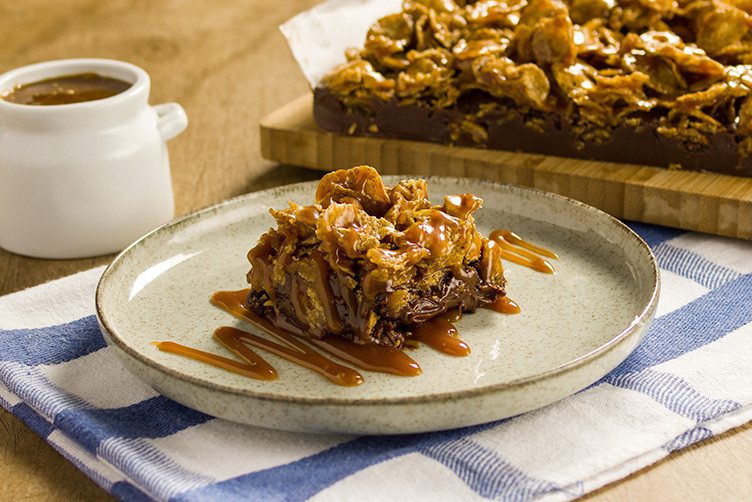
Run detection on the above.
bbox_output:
[313,0,752,177]
[245,165,507,347]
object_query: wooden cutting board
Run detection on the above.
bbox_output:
[260,94,752,241]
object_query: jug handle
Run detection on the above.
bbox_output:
[154,102,188,141]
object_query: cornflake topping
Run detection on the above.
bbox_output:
[321,0,752,147]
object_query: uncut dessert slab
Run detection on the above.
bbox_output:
[96,176,658,435]
[260,94,752,241]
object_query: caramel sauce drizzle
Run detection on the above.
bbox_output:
[211,290,365,386]
[404,211,459,258]
[485,296,522,315]
[215,326,364,386]
[307,336,421,376]
[412,312,470,357]
[152,229,554,386]
[489,229,558,274]
[152,340,277,380]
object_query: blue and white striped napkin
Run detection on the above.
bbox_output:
[1,221,752,501]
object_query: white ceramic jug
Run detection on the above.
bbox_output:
[0,58,187,258]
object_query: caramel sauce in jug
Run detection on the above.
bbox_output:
[2,72,131,105]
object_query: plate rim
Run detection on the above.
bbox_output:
[96,176,660,407]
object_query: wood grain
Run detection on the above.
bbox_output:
[1,1,751,501]
[261,95,752,240]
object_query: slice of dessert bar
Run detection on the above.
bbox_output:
[245,165,506,347]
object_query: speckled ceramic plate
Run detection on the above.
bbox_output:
[96,176,659,434]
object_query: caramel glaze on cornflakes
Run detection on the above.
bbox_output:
[246,166,506,347]
[320,0,752,156]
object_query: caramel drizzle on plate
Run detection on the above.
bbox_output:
[152,229,555,386]
[485,296,522,315]
[489,229,558,274]
[411,312,470,356]
[152,339,277,381]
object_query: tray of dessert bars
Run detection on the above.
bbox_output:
[260,94,752,241]
[267,0,752,241]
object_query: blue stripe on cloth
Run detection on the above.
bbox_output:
[1,362,91,418]
[11,401,55,439]
[606,272,752,377]
[0,315,105,365]
[625,221,685,248]
[421,438,563,501]
[54,396,213,454]
[110,481,154,502]
[99,437,215,500]
[172,423,499,502]
[664,427,713,452]
[653,243,740,290]
[606,369,741,421]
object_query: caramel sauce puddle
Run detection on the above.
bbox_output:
[153,229,556,386]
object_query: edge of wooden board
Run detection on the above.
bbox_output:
[261,94,752,240]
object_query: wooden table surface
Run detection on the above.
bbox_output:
[1,1,751,500]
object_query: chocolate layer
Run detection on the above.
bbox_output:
[246,263,502,347]
[314,87,752,178]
